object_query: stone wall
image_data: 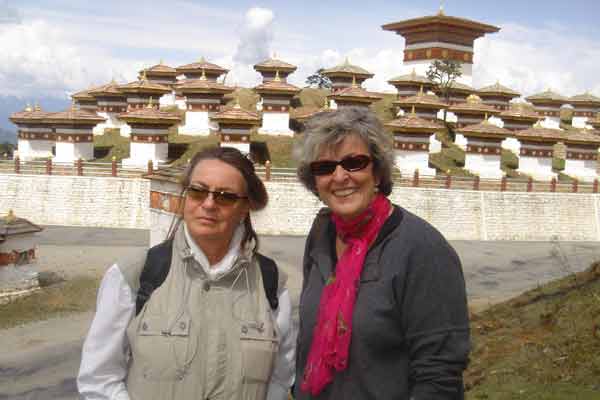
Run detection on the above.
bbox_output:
[1,173,599,241]
[0,174,150,229]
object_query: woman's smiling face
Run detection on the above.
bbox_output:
[314,134,379,220]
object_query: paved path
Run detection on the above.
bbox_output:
[1,226,599,399]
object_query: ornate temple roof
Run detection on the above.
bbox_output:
[117,76,172,94]
[477,81,520,97]
[449,94,500,114]
[254,75,301,94]
[321,59,374,79]
[119,103,180,125]
[211,104,261,124]
[140,62,178,76]
[10,104,50,123]
[254,58,297,73]
[88,81,126,97]
[387,69,432,86]
[328,85,382,103]
[71,87,99,101]
[382,11,500,38]
[525,89,567,103]
[569,92,600,106]
[385,111,444,133]
[46,105,106,124]
[516,124,600,145]
[174,74,235,95]
[457,119,512,138]
[176,57,229,76]
[499,103,539,121]
[393,89,448,109]
[0,210,43,243]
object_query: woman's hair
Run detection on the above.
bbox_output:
[294,106,395,196]
[167,146,268,252]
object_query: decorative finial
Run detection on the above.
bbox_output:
[411,105,416,116]
[411,68,416,78]
[234,98,241,109]
[71,100,77,111]
[141,70,148,82]
[25,103,33,112]
[200,68,207,81]
[198,55,206,63]
[437,1,445,16]
[274,70,281,82]
[467,94,481,104]
[419,85,424,96]
[322,97,329,109]
[147,97,154,109]
[34,102,41,112]
[483,113,489,124]
[5,209,16,224]
[344,57,350,65]
[159,58,164,65]
[351,75,357,88]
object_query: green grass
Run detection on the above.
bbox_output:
[466,262,600,399]
[93,128,130,161]
[0,274,100,329]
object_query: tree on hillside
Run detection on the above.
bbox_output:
[305,68,332,89]
[0,142,15,159]
[426,59,462,122]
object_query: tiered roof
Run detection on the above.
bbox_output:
[88,81,126,98]
[386,111,444,133]
[119,104,180,125]
[176,57,229,77]
[254,74,300,95]
[393,89,448,110]
[328,85,382,104]
[174,73,235,95]
[321,59,374,79]
[382,12,500,40]
[254,58,297,73]
[140,62,178,77]
[449,94,500,115]
[569,92,600,107]
[117,77,172,95]
[212,104,261,125]
[525,89,567,103]
[388,69,432,86]
[457,119,512,139]
[71,87,98,101]
[499,103,539,122]
[46,106,106,124]
[10,104,49,123]
[477,82,520,97]
[516,124,600,145]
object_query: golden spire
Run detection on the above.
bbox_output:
[410,105,416,116]
[322,97,329,110]
[274,70,281,82]
[5,209,16,224]
[159,58,164,65]
[437,1,445,16]
[233,98,241,109]
[200,68,207,81]
[418,85,424,96]
[351,75,357,88]
[141,70,148,82]
[343,57,350,66]
[198,55,206,63]
[410,68,417,78]
[25,103,33,112]
[147,96,154,109]
[34,102,41,112]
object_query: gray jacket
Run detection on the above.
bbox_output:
[294,206,470,400]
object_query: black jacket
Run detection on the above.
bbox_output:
[294,206,470,400]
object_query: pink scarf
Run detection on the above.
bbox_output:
[301,194,391,396]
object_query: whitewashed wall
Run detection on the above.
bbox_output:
[1,174,599,241]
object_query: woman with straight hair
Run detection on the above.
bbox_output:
[293,107,470,399]
[78,147,295,400]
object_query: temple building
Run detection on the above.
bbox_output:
[514,123,561,181]
[388,69,435,98]
[498,103,539,131]
[254,56,297,82]
[211,103,261,154]
[385,108,444,176]
[321,59,374,93]
[436,81,474,105]
[254,57,300,136]
[138,62,179,107]
[382,8,499,87]
[88,81,128,135]
[525,89,567,129]
[71,88,98,113]
[568,92,600,129]
[174,70,235,136]
[119,101,180,168]
[176,57,229,81]
[589,113,600,131]
[47,105,105,163]
[10,104,54,161]
[456,120,512,179]
[561,131,600,182]
[477,82,520,111]
[448,94,500,128]
[393,87,447,120]
[327,78,382,109]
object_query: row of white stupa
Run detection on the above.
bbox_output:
[10,57,600,180]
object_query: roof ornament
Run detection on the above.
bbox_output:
[198,55,206,63]
[141,70,148,82]
[5,209,16,224]
[34,102,41,112]
[410,105,416,116]
[437,1,445,16]
[233,98,241,109]
[483,113,489,124]
[274,70,281,82]
[351,75,358,88]
[200,68,207,81]
[147,97,154,109]
[410,68,417,78]
[466,94,482,104]
[343,57,350,66]
[159,58,164,65]
[322,97,329,110]
[418,85,424,96]
[534,119,543,128]
[25,103,33,112]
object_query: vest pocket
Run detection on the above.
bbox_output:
[240,333,278,382]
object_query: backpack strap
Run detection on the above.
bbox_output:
[255,252,279,311]
[135,239,174,316]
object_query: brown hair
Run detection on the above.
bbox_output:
[167,146,268,252]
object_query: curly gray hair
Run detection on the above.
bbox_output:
[294,106,395,196]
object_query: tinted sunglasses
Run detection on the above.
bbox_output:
[309,154,372,176]
[185,185,248,206]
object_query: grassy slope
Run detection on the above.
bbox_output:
[466,262,600,400]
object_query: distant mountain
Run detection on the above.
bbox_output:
[0,127,16,144]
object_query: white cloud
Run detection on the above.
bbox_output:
[0,0,21,25]
[0,19,140,99]
[474,22,600,97]
[233,7,274,65]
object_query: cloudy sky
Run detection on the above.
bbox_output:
[1,0,600,131]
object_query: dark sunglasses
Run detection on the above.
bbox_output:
[185,185,248,206]
[309,154,372,176]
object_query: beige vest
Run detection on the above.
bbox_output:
[121,227,280,400]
